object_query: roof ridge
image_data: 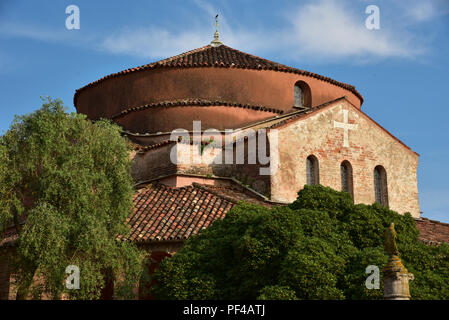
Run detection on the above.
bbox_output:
[134,139,175,153]
[192,182,238,204]
[222,44,290,70]
[417,217,449,227]
[263,95,419,157]
[146,45,211,67]
[265,96,347,130]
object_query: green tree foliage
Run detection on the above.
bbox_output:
[0,98,145,299]
[152,185,449,300]
[257,285,297,300]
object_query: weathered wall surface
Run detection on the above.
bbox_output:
[173,140,270,195]
[131,136,271,196]
[131,145,177,183]
[270,100,420,217]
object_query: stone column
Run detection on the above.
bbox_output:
[382,223,414,300]
[383,255,414,300]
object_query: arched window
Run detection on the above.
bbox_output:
[294,84,303,108]
[306,155,319,185]
[374,165,388,207]
[294,81,311,108]
[340,160,353,198]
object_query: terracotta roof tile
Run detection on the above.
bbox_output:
[111,98,284,120]
[74,45,363,106]
[120,183,241,242]
[415,218,449,245]
[133,140,174,153]
[5,185,447,246]
[194,183,271,207]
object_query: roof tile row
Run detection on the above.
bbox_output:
[120,183,236,242]
[74,45,363,106]
[133,140,175,153]
[112,98,284,120]
[415,218,449,245]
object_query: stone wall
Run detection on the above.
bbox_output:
[270,99,420,217]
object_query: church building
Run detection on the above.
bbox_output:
[75,35,420,215]
[1,27,449,299]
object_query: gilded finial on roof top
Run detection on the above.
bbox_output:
[211,14,223,47]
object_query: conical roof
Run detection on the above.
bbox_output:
[74,44,363,106]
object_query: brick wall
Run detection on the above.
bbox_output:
[270,100,420,217]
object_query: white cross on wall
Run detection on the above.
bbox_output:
[333,110,358,148]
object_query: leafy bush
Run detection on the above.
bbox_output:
[257,285,297,300]
[0,98,145,299]
[152,185,449,300]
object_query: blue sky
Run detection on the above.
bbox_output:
[0,0,448,222]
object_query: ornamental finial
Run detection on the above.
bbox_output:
[210,14,223,47]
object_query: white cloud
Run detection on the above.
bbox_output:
[99,0,429,63]
[0,0,441,63]
[285,0,424,61]
[0,23,62,42]
[100,0,275,60]
[102,27,209,59]
[0,21,95,48]
[405,2,436,22]
[396,0,449,23]
[192,0,217,20]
